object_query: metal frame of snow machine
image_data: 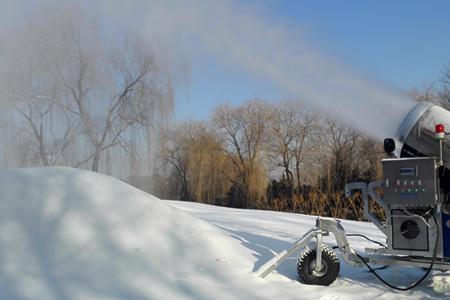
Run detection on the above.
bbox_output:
[256,180,450,287]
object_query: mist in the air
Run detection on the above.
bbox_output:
[2,0,418,138]
[0,0,419,174]
[96,0,417,140]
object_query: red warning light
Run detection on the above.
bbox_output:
[435,124,445,140]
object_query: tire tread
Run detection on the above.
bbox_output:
[297,245,340,286]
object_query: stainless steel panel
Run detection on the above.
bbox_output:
[382,157,439,208]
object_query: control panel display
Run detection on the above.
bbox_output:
[400,167,416,176]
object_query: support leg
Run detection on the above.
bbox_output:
[257,228,319,278]
[314,232,323,273]
[256,217,366,279]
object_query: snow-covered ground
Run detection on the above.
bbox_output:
[168,201,450,299]
[0,167,448,299]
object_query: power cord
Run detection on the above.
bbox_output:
[332,233,388,271]
[345,233,387,249]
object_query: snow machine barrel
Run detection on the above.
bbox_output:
[393,101,450,168]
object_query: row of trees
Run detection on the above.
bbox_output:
[155,100,384,219]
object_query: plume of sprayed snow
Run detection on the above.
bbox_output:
[2,0,417,140]
[102,0,417,140]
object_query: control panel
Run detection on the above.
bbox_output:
[382,157,440,208]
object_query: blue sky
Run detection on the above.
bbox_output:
[178,0,450,120]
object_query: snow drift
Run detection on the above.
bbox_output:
[0,167,263,300]
[1,167,449,299]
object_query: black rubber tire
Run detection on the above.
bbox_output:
[297,245,340,286]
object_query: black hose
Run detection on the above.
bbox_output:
[333,234,389,271]
[346,233,387,249]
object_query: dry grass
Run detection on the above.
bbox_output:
[268,191,384,221]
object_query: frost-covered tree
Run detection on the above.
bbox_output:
[1,4,174,176]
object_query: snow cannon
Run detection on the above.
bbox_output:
[256,101,450,290]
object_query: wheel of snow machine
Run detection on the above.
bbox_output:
[297,245,340,286]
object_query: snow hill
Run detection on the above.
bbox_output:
[0,167,448,299]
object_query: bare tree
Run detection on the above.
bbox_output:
[4,23,76,167]
[438,64,450,108]
[213,100,270,208]
[54,28,172,172]
[160,121,230,203]
[3,8,174,173]
[160,125,192,201]
[319,119,359,194]
[354,137,383,182]
[12,96,75,166]
[410,83,439,105]
[268,103,314,191]
[409,64,450,110]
